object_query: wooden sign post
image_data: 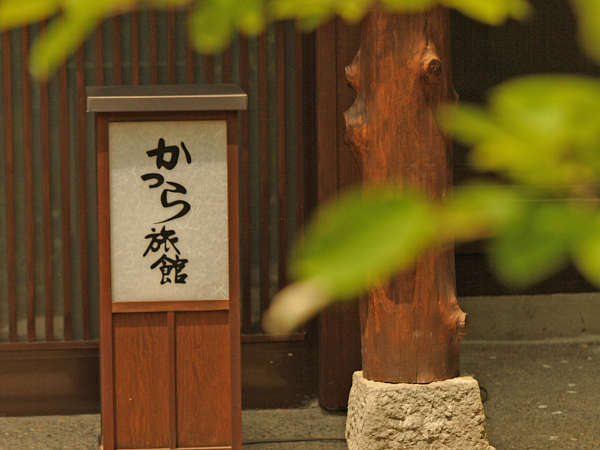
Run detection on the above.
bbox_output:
[87,85,247,450]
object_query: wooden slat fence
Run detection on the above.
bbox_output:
[0,10,313,344]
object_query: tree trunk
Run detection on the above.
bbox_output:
[344,8,467,383]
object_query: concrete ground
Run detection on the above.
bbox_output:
[1,339,600,449]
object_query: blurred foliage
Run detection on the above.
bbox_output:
[293,187,437,300]
[263,1,600,334]
[1,0,533,78]
[441,76,600,192]
[2,0,600,332]
[572,0,600,62]
[265,71,600,333]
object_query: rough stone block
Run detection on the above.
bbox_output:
[346,371,494,449]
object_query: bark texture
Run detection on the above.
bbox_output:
[344,9,467,383]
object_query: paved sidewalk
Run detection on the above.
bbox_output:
[1,340,599,449]
[464,340,600,450]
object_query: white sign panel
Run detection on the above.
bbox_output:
[109,120,229,301]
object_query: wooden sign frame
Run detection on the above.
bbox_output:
[90,85,245,450]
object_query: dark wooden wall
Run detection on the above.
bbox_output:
[0,10,318,414]
[315,20,363,411]
[2,0,598,415]
[452,0,599,296]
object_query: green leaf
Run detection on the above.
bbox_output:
[292,187,437,300]
[0,0,536,79]
[488,202,589,287]
[28,0,140,78]
[441,183,522,241]
[271,0,334,22]
[490,76,600,144]
[29,10,100,79]
[262,280,330,333]
[188,0,236,53]
[443,0,531,25]
[571,0,600,63]
[487,76,600,189]
[0,0,59,30]
[337,0,372,22]
[573,213,600,287]
[439,103,502,146]
[442,76,600,191]
[235,0,265,35]
[148,0,191,6]
[379,0,437,13]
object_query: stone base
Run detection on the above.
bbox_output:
[346,371,494,449]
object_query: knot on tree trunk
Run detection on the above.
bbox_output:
[345,48,361,91]
[457,311,469,338]
[344,96,367,151]
[421,44,443,84]
[344,49,367,153]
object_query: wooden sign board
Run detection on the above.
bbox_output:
[87,85,247,450]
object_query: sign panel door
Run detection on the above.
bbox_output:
[96,110,241,450]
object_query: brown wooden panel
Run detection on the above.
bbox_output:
[76,45,91,340]
[0,340,98,351]
[315,20,362,410]
[167,9,176,84]
[112,300,229,313]
[2,31,16,342]
[130,12,140,85]
[114,312,170,449]
[40,21,54,341]
[22,26,35,342]
[149,10,159,84]
[204,55,213,83]
[238,36,251,333]
[95,27,104,85]
[315,21,338,203]
[113,15,123,85]
[276,23,287,290]
[295,29,305,233]
[0,338,317,415]
[315,21,339,409]
[0,346,99,416]
[176,311,232,447]
[316,20,345,411]
[241,332,305,343]
[258,32,270,312]
[185,12,195,84]
[59,62,73,340]
[222,48,232,84]
[97,118,114,449]
[242,340,317,409]
[226,133,242,450]
[302,31,318,219]
[168,312,176,448]
[329,19,362,406]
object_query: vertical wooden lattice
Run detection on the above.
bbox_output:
[0,18,310,343]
